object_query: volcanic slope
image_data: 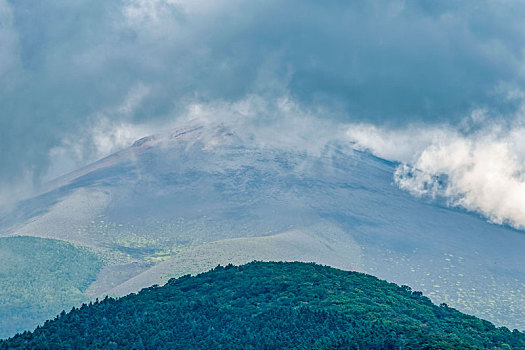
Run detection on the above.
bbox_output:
[0,123,524,334]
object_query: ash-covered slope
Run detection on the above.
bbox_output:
[0,123,524,335]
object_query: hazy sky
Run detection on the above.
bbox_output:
[2,0,525,226]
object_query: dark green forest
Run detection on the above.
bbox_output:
[2,261,524,349]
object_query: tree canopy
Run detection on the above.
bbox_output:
[2,261,523,349]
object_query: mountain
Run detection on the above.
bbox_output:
[0,123,524,337]
[2,262,524,350]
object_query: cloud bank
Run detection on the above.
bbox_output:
[346,113,525,229]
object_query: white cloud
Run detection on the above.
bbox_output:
[46,118,153,181]
[346,116,525,229]
[123,0,182,27]
[117,83,151,116]
[346,123,455,163]
[45,84,154,180]
[176,95,348,156]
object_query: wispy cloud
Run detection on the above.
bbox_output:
[45,83,154,180]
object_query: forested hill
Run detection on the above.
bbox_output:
[2,262,524,349]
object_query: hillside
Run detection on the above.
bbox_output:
[2,262,523,350]
[0,237,103,338]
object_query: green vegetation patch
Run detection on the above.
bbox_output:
[0,236,103,338]
[2,262,523,349]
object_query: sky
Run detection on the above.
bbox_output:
[2,0,525,228]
